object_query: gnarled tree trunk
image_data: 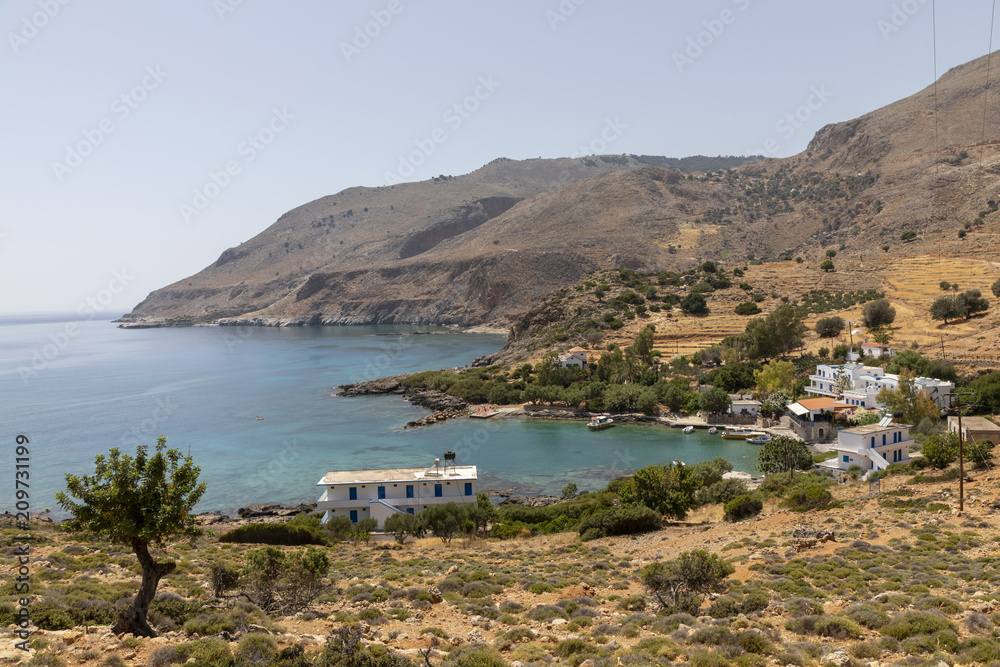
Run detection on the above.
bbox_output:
[111,538,175,637]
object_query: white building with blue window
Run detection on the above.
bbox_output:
[817,418,912,479]
[806,362,953,410]
[315,455,478,529]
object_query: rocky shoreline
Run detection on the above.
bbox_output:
[336,373,470,428]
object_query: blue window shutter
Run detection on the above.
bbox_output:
[406,485,414,498]
[350,510,358,523]
[434,484,443,497]
[349,487,357,501]
[464,482,473,496]
[407,508,414,515]
[843,455,849,463]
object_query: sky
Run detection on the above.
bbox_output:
[1,0,997,314]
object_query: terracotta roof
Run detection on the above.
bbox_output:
[795,397,852,411]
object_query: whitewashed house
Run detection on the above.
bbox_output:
[730,399,762,418]
[316,453,478,529]
[557,347,589,369]
[847,342,894,361]
[817,418,912,478]
[805,362,952,410]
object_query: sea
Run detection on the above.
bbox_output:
[0,314,761,518]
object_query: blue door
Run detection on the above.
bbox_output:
[406,485,414,498]
[378,486,386,500]
[349,487,357,501]
[434,484,443,497]
[349,510,358,523]
[406,508,415,515]
[464,482,473,496]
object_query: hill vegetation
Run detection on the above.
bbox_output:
[5,448,1000,667]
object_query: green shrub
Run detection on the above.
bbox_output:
[577,505,661,540]
[735,302,761,316]
[724,495,762,521]
[235,634,277,664]
[881,611,956,640]
[218,523,325,546]
[785,615,864,639]
[737,630,773,654]
[176,638,231,665]
[842,604,889,629]
[959,637,1000,663]
[780,485,834,511]
[441,645,507,667]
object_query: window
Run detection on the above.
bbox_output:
[871,437,875,448]
[882,434,886,446]
[349,487,357,501]
[464,482,473,496]
[406,485,414,498]
[406,508,415,515]
[843,455,850,463]
[378,486,386,500]
[434,484,442,497]
[350,510,358,523]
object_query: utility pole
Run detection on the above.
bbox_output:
[946,391,974,513]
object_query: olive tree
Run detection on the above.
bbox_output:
[641,550,734,614]
[56,437,206,637]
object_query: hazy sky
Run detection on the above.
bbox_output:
[2,1,997,314]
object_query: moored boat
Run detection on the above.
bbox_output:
[682,425,695,434]
[707,426,717,434]
[720,426,765,440]
[587,415,614,430]
[746,434,771,445]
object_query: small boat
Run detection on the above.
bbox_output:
[256,416,264,420]
[720,426,765,440]
[708,427,717,434]
[746,434,771,445]
[682,425,695,434]
[587,415,614,430]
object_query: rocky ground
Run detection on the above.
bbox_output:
[3,464,1000,666]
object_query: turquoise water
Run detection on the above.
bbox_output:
[0,316,760,517]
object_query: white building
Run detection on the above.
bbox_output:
[730,399,762,417]
[818,418,912,478]
[805,362,953,410]
[316,454,478,529]
[557,347,589,369]
[847,342,894,361]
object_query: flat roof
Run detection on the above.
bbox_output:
[842,423,911,434]
[796,397,852,411]
[950,416,1000,432]
[317,465,477,486]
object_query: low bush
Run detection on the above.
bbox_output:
[880,611,956,640]
[577,505,661,540]
[724,495,763,521]
[218,523,326,546]
[785,615,864,639]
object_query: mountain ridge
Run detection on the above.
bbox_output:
[122,50,1000,328]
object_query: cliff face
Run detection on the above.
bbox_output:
[123,51,1000,328]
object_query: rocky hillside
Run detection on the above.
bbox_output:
[121,51,1000,330]
[5,464,1000,666]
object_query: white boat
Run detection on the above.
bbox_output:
[587,415,614,430]
[746,434,771,445]
[707,427,717,434]
[682,425,695,434]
